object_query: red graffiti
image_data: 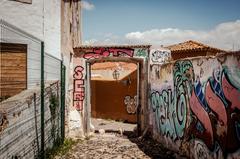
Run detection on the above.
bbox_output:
[190,70,240,153]
[73,66,84,111]
[222,73,240,110]
[83,48,134,59]
[190,90,214,148]
[205,80,228,128]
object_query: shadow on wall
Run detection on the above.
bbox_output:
[150,53,240,159]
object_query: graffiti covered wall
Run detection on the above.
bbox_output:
[149,53,240,159]
[73,46,149,111]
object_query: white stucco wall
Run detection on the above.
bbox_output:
[0,0,61,58]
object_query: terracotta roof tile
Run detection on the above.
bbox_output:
[165,40,225,52]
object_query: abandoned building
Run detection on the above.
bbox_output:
[0,0,81,158]
[0,1,240,158]
[71,44,240,159]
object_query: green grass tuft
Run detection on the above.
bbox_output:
[46,138,80,159]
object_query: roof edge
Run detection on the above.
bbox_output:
[74,44,151,49]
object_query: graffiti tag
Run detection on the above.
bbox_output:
[151,60,194,140]
[124,95,137,114]
[73,66,85,111]
[151,50,171,64]
[82,48,134,59]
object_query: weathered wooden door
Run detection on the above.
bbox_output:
[0,43,27,101]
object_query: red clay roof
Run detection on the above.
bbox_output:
[165,40,225,52]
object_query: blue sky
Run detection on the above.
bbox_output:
[82,0,240,50]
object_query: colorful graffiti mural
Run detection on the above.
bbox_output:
[151,60,194,140]
[190,67,240,156]
[150,57,240,158]
[73,66,85,111]
[124,95,137,114]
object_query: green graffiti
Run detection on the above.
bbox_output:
[151,60,194,140]
[135,48,147,57]
[173,60,194,96]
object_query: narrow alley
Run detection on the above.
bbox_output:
[56,119,180,159]
[1,1,240,159]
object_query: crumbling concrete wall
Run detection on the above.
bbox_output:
[0,82,61,158]
[149,53,240,159]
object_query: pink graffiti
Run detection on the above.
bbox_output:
[222,73,240,110]
[83,48,134,59]
[73,66,85,111]
[73,66,84,79]
[190,70,240,152]
[190,90,214,148]
[205,81,228,128]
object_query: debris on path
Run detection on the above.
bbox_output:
[56,132,178,159]
[55,118,183,159]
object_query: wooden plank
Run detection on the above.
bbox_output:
[0,43,27,98]
[0,43,27,53]
[1,72,27,76]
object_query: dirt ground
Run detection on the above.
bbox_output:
[55,119,184,159]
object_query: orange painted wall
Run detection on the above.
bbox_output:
[91,70,137,123]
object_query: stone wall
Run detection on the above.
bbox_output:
[0,82,62,158]
[149,53,240,159]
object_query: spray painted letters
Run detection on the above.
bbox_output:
[150,57,240,158]
[151,60,194,140]
[83,48,134,59]
[73,66,85,111]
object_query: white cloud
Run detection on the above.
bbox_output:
[81,1,95,11]
[84,20,240,51]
